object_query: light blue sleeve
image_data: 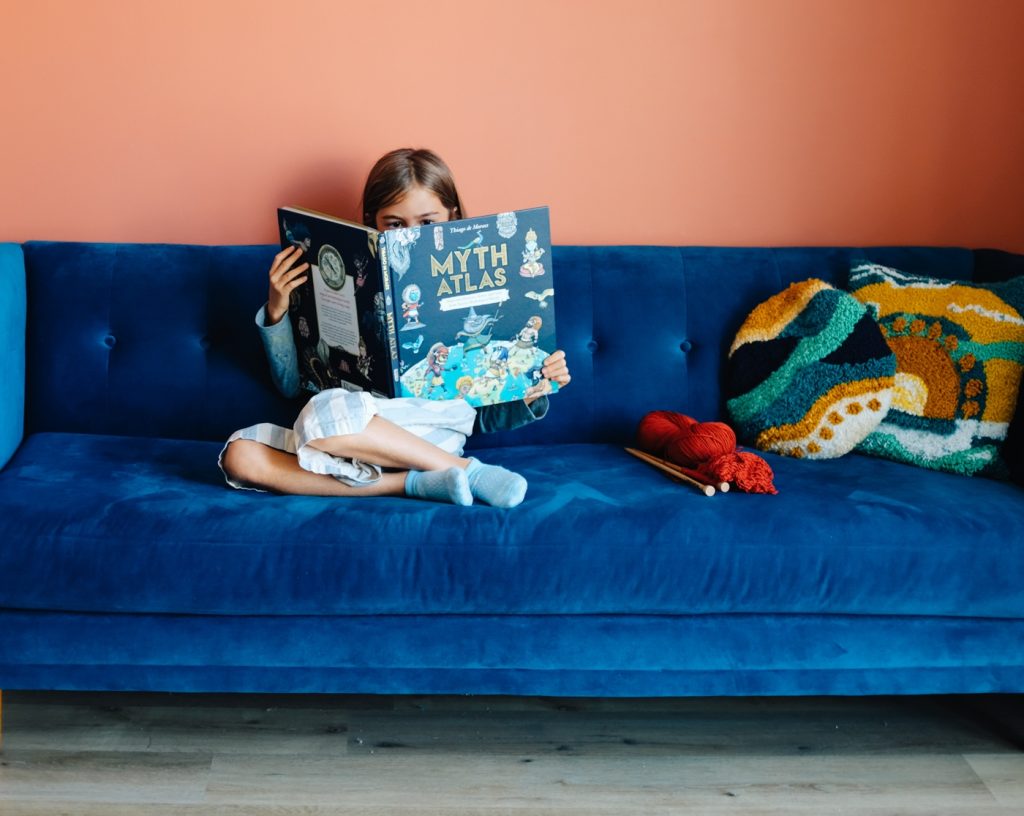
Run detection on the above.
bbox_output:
[474,396,550,435]
[255,304,302,399]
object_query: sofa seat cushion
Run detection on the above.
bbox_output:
[1,431,1022,619]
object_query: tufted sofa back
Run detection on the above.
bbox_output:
[17,241,1024,448]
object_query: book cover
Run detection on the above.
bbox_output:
[277,205,558,407]
[278,206,396,398]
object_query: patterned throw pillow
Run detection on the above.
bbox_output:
[849,262,1024,476]
[726,279,897,459]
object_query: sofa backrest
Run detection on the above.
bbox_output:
[18,241,1024,448]
[21,242,298,442]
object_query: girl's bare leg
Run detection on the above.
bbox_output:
[222,440,407,497]
[223,417,519,505]
[308,416,526,506]
[306,416,471,472]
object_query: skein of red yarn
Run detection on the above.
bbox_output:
[636,410,777,494]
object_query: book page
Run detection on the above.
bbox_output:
[311,262,360,356]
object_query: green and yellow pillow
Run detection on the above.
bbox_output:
[849,262,1024,476]
[726,279,897,459]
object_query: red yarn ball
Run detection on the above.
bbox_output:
[635,410,778,494]
[665,421,736,466]
[635,411,695,457]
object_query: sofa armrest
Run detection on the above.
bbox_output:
[0,244,26,470]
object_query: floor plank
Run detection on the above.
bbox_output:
[346,697,1009,756]
[4,806,1021,816]
[4,701,349,756]
[964,753,1024,805]
[204,752,996,809]
[1,692,1021,814]
[0,749,211,804]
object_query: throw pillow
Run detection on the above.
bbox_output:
[726,279,897,459]
[849,262,1024,476]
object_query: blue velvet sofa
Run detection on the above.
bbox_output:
[2,241,1023,699]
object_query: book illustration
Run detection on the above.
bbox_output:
[387,227,420,281]
[458,232,485,251]
[402,334,425,354]
[278,205,556,405]
[371,293,387,337]
[455,305,500,350]
[283,218,312,252]
[497,211,518,239]
[401,284,426,330]
[317,244,345,290]
[519,228,546,277]
[352,255,370,290]
[525,288,554,308]
[515,315,542,348]
[356,337,372,380]
[399,311,558,406]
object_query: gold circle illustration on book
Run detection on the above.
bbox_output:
[318,244,346,290]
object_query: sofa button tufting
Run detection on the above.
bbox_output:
[679,339,693,353]
[586,340,599,353]
[199,336,211,350]
[103,335,116,349]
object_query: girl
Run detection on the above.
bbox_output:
[220,148,571,508]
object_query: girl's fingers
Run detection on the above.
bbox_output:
[543,350,571,385]
[271,246,298,270]
[270,246,304,278]
[544,350,566,364]
[279,262,310,284]
[272,259,309,287]
[544,363,570,384]
[275,245,302,262]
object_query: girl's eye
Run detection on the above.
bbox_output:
[421,219,434,226]
[386,221,403,229]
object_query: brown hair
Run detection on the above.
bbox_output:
[361,148,465,228]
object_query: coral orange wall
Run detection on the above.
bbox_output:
[2,0,1023,250]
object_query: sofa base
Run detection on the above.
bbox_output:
[4,610,1023,697]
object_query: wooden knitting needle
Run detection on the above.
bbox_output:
[625,447,716,496]
[626,447,728,493]
[655,454,730,493]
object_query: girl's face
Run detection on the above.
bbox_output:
[375,185,454,231]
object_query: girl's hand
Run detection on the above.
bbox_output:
[541,349,571,387]
[524,350,571,405]
[266,245,310,325]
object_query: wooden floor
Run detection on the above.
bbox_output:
[1,692,1023,814]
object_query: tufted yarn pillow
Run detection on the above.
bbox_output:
[726,279,896,459]
[848,262,1024,477]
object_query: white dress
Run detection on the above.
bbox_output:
[220,389,477,490]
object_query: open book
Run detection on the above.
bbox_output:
[277,205,558,407]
